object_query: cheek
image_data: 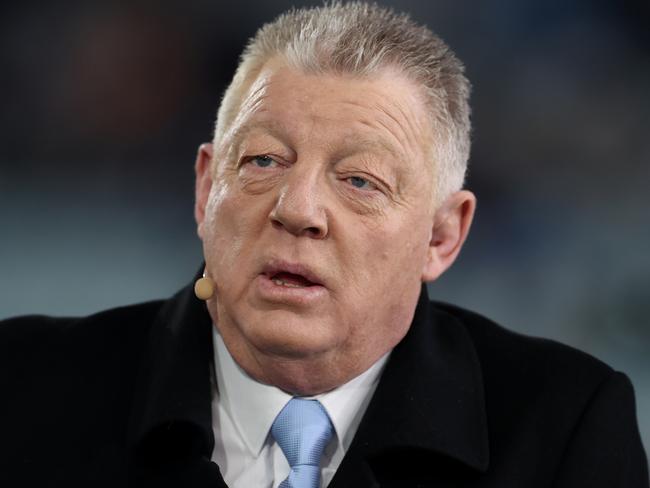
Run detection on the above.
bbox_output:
[357,219,428,334]
[202,185,228,246]
[202,183,246,272]
[360,214,430,266]
[202,181,272,275]
[349,215,431,308]
[336,217,426,306]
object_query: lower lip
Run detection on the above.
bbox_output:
[255,274,327,305]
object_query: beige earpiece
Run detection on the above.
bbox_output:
[194,272,215,300]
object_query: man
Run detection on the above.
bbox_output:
[0,3,647,487]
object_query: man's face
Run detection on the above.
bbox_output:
[196,61,445,394]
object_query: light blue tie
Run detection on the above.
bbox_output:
[271,398,334,488]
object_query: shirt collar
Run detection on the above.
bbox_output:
[213,327,389,457]
[316,352,389,452]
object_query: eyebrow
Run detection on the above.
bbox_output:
[349,137,403,162]
[229,120,286,153]
[229,120,405,169]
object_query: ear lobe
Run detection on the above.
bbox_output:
[194,143,214,238]
[421,190,476,282]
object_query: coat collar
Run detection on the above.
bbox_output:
[127,274,489,483]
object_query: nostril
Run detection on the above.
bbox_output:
[305,226,323,238]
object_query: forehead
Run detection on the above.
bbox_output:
[227,61,432,164]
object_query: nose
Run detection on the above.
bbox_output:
[268,168,329,239]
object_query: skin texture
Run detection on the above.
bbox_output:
[195,60,476,395]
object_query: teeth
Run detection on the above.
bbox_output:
[272,278,305,288]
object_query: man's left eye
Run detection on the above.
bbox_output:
[348,176,372,189]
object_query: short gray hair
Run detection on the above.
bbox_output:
[214,2,471,204]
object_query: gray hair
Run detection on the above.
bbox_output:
[214,2,471,204]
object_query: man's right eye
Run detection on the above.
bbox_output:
[250,155,276,168]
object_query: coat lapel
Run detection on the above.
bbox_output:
[329,285,489,486]
[126,270,226,487]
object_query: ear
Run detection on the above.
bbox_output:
[421,190,476,282]
[194,143,214,239]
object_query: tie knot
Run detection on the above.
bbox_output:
[271,398,334,469]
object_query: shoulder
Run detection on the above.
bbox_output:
[428,301,623,440]
[0,300,165,356]
[430,301,648,485]
[0,300,165,392]
[0,300,172,478]
[431,300,615,392]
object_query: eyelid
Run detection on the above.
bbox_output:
[241,154,283,168]
[348,175,375,190]
[253,154,275,163]
[341,172,387,194]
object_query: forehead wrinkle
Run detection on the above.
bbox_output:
[373,100,424,161]
[359,115,409,161]
[222,76,274,146]
[289,109,402,169]
[334,99,407,155]
[242,76,272,110]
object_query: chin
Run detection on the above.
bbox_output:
[235,305,333,350]
[247,321,338,359]
[273,377,337,397]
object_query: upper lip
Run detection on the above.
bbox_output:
[261,259,325,287]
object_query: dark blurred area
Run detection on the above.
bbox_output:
[0,0,648,457]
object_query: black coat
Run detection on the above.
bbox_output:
[1,274,647,487]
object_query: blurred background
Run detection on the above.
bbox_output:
[1,0,648,459]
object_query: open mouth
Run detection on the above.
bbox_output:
[261,260,324,290]
[257,260,327,303]
[269,271,317,288]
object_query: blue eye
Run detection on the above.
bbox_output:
[349,176,371,189]
[251,155,275,168]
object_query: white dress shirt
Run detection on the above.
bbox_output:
[210,327,389,488]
